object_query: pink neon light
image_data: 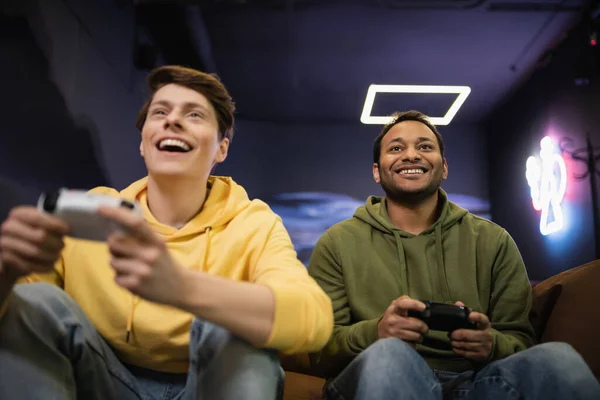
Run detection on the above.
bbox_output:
[525,136,567,235]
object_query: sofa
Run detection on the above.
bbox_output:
[280,259,600,400]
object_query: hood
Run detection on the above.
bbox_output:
[121,175,252,238]
[353,189,468,236]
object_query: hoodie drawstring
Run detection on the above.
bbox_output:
[434,223,452,302]
[126,295,136,343]
[393,231,408,295]
[124,226,213,343]
[200,227,212,271]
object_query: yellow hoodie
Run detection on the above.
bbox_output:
[6,176,333,373]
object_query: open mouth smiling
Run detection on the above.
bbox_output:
[156,138,192,153]
[394,166,429,175]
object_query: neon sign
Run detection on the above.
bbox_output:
[526,136,567,236]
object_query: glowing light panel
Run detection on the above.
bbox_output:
[525,136,568,236]
[360,84,471,126]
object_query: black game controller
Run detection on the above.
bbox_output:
[408,301,477,331]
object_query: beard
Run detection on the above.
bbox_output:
[379,168,443,206]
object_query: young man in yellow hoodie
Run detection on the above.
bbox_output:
[0,66,333,400]
[308,110,599,400]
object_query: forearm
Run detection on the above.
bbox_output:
[176,269,275,346]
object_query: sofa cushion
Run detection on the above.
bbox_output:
[283,371,325,400]
[530,281,562,343]
[531,259,600,380]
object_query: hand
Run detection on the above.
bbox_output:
[449,301,493,362]
[98,205,186,306]
[377,295,429,346]
[0,206,68,279]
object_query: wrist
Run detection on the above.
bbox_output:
[0,266,20,286]
[172,268,215,314]
[172,267,195,309]
[0,266,19,306]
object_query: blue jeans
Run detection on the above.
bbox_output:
[324,337,600,400]
[0,283,284,400]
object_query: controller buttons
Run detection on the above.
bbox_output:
[42,191,60,212]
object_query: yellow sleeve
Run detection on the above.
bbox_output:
[251,217,333,354]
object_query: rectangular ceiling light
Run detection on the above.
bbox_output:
[360,84,471,126]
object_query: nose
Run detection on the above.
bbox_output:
[163,111,183,131]
[402,146,421,162]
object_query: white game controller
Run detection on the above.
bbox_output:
[37,188,142,242]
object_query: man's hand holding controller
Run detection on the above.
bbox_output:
[377,295,429,347]
[449,300,493,362]
[0,207,68,281]
[377,295,493,362]
[0,189,140,283]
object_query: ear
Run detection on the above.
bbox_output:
[442,158,448,180]
[214,137,230,164]
[373,163,381,184]
[140,140,144,157]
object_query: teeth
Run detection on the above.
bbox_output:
[159,139,191,151]
[400,169,424,175]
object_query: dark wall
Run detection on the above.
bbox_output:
[1,0,145,194]
[486,22,600,281]
[245,121,489,202]
[0,0,269,203]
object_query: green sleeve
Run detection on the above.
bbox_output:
[307,231,380,378]
[487,230,536,363]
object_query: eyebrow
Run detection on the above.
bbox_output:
[388,137,436,145]
[149,100,212,115]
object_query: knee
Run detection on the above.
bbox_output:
[11,283,75,318]
[218,343,282,399]
[513,342,600,394]
[0,283,71,340]
[531,342,590,373]
[13,282,68,306]
[6,282,73,318]
[189,318,281,374]
[189,318,231,361]
[193,322,283,400]
[505,342,595,387]
[528,342,584,367]
[190,317,280,364]
[238,357,283,400]
[360,338,421,370]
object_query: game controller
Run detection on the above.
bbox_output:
[37,189,142,242]
[408,301,477,332]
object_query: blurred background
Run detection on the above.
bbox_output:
[1,0,600,281]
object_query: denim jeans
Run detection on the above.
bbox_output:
[324,337,600,400]
[0,282,284,400]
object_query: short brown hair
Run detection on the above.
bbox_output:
[373,110,444,164]
[136,65,235,141]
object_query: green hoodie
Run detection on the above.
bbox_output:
[307,189,535,378]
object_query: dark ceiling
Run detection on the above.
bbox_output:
[136,0,594,124]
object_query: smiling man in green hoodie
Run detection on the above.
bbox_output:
[308,110,599,400]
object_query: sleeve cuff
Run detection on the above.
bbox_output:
[264,283,334,354]
[349,318,380,351]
